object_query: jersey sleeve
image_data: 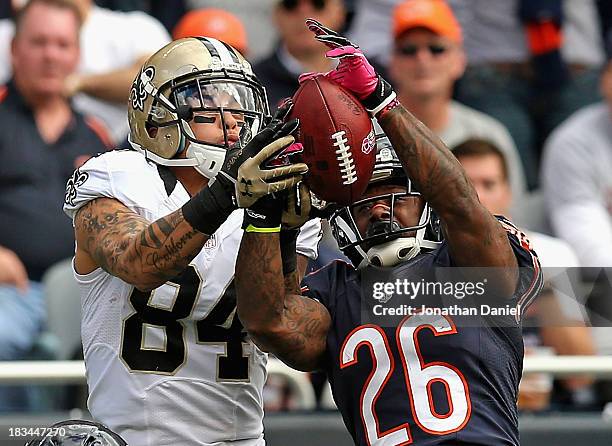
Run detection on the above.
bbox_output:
[433,216,543,320]
[295,218,323,260]
[63,151,158,223]
[496,216,543,318]
[301,260,347,315]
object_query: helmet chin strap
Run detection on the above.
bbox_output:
[181,120,226,179]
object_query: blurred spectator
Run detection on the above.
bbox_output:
[597,1,612,51]
[253,0,346,108]
[0,0,110,411]
[387,0,527,200]
[187,0,276,62]
[0,0,171,145]
[454,138,596,412]
[542,43,612,403]
[94,0,188,33]
[450,0,605,189]
[541,50,612,269]
[346,0,401,66]
[0,2,11,19]
[173,8,249,56]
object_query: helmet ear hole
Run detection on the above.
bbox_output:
[398,247,412,258]
[371,256,382,266]
[145,122,158,138]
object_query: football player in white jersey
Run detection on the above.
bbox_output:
[63,37,321,446]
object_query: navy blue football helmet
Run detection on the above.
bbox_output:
[329,129,443,267]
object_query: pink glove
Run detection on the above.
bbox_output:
[302,18,397,117]
[324,46,378,100]
[301,19,378,99]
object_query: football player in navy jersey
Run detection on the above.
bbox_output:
[234,20,543,446]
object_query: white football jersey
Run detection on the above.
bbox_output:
[63,150,322,446]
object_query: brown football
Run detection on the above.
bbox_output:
[288,75,375,205]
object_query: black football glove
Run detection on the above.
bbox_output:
[182,108,307,235]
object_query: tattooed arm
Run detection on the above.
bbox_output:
[378,106,518,295]
[235,232,330,372]
[74,197,207,291]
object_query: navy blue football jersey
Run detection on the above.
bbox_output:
[302,220,542,446]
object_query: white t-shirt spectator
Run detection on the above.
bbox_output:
[542,102,612,268]
[75,6,170,144]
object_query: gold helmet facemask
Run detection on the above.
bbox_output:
[128,37,269,179]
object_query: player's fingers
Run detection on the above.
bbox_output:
[298,181,311,205]
[250,126,277,150]
[274,98,294,121]
[266,175,306,194]
[314,36,342,49]
[263,162,309,180]
[316,34,352,49]
[274,142,304,160]
[325,46,360,59]
[305,18,335,36]
[253,135,295,163]
[274,119,300,139]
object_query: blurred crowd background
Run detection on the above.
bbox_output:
[1,0,612,419]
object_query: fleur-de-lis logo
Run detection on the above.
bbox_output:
[130,66,155,111]
[65,169,89,206]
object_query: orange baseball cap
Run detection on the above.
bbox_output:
[393,0,462,43]
[172,8,249,56]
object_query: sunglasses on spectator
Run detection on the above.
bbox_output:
[280,0,327,11]
[396,43,448,57]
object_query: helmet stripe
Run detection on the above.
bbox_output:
[196,37,220,60]
[220,40,241,62]
[207,37,238,65]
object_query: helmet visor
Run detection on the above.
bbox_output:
[174,80,263,113]
[171,79,266,149]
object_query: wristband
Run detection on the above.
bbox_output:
[362,75,397,117]
[242,195,283,231]
[375,97,401,120]
[182,182,234,236]
[244,224,281,233]
[279,229,299,275]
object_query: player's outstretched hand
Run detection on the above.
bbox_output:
[232,118,308,209]
[302,18,398,118]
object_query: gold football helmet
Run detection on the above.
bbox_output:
[128,37,269,179]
